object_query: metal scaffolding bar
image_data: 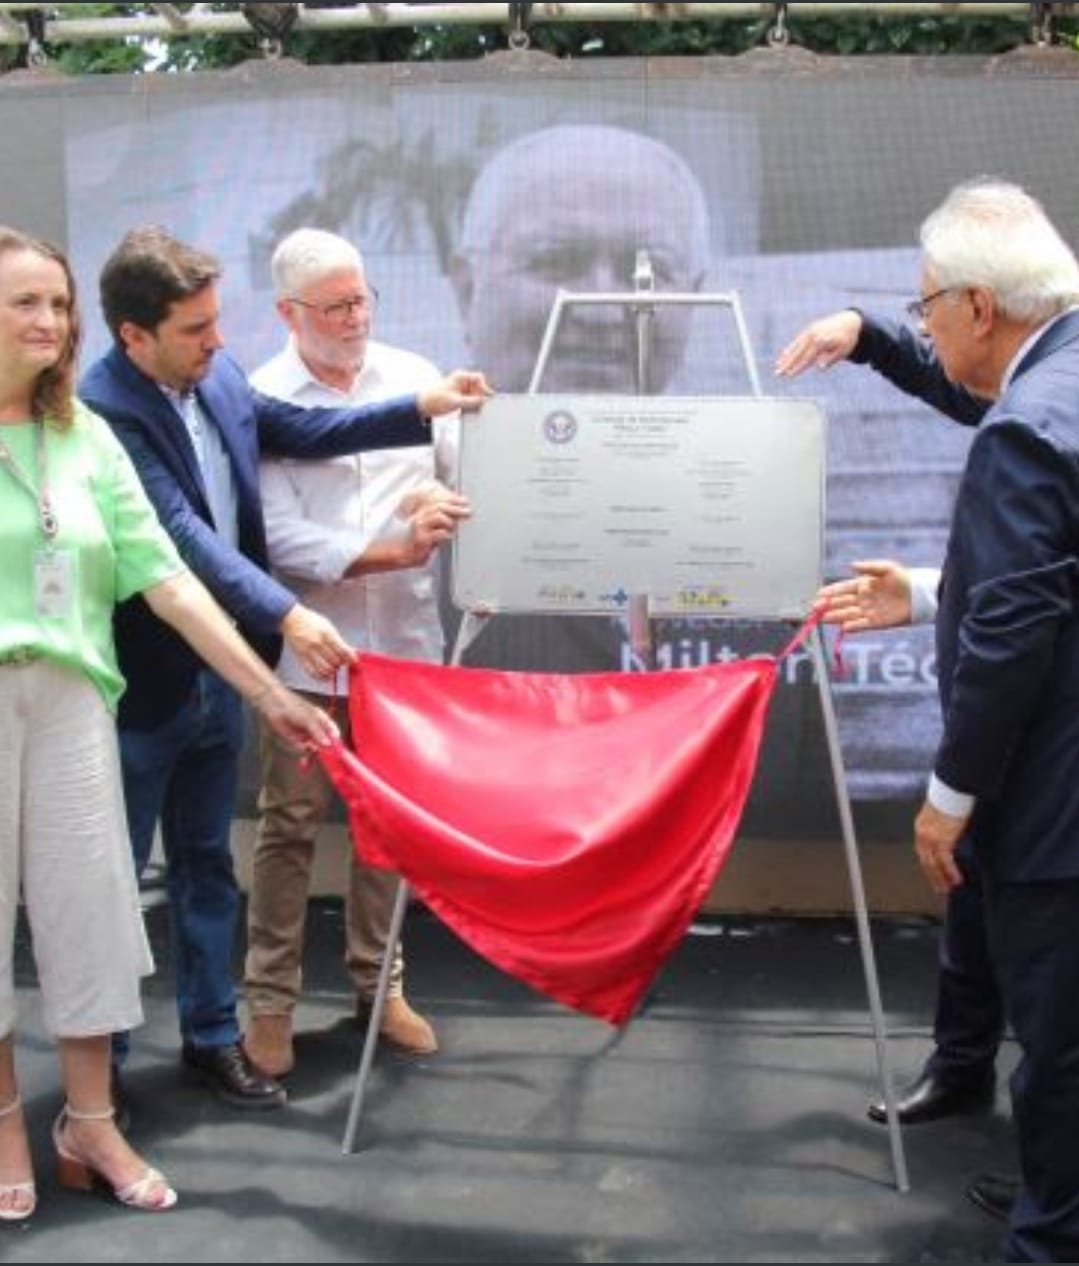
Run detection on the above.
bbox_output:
[0,2,1056,48]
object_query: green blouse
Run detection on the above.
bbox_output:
[0,403,184,712]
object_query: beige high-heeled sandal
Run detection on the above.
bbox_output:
[0,1096,36,1222]
[53,1104,177,1212]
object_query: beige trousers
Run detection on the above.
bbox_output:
[244,694,404,1017]
[0,659,152,1038]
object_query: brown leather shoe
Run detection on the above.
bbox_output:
[358,996,438,1056]
[182,1042,286,1109]
[243,1014,295,1079]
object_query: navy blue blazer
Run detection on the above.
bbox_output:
[81,345,432,730]
[852,315,990,428]
[856,311,1079,882]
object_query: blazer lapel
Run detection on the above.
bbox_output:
[1011,308,1079,383]
[108,347,210,509]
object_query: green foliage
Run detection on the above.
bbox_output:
[0,5,1070,76]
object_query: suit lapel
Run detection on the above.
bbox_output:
[1011,309,1079,383]
[107,347,210,509]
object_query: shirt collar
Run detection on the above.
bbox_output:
[159,383,195,414]
[1001,304,1079,393]
[274,338,324,397]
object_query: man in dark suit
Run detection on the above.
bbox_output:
[81,226,489,1109]
[777,307,1003,1130]
[779,180,1079,1263]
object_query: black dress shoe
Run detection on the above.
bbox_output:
[966,1171,1021,1222]
[181,1041,287,1109]
[867,1068,995,1125]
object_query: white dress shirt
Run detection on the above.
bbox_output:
[161,384,239,550]
[254,338,458,695]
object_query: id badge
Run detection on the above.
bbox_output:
[34,548,74,619]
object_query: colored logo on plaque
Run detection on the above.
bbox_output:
[542,409,578,445]
[676,586,732,611]
[598,587,631,608]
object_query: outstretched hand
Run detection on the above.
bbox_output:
[814,559,913,633]
[774,309,864,378]
[419,369,495,417]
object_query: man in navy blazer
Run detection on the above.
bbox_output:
[80,226,490,1110]
[777,309,1005,1132]
[779,181,1079,1263]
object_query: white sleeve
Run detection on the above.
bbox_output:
[927,772,976,818]
[260,461,374,585]
[908,567,941,625]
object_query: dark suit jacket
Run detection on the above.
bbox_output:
[857,311,1079,882]
[852,315,990,427]
[80,345,432,730]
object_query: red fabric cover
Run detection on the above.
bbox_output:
[319,652,780,1025]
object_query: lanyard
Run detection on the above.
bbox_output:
[0,422,59,543]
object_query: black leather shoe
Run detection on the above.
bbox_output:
[867,1068,995,1125]
[181,1041,287,1109]
[966,1171,1020,1222]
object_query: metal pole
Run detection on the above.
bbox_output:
[630,249,656,669]
[633,249,655,397]
[808,626,910,1193]
[0,4,1040,47]
[342,878,412,1154]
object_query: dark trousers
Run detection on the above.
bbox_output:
[985,877,1079,1263]
[927,860,1005,1084]
[114,670,245,1059]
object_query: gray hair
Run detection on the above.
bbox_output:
[270,228,364,298]
[458,124,713,272]
[920,178,1079,323]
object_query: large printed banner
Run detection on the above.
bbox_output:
[5,54,1079,835]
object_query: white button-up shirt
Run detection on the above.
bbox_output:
[254,338,458,695]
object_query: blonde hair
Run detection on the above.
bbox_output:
[0,226,81,428]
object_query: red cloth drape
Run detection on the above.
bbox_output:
[318,644,789,1025]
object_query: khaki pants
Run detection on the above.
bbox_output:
[243,693,404,1017]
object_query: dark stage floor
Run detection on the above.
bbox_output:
[5,899,1015,1263]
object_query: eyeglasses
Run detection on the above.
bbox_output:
[905,286,957,322]
[287,288,379,322]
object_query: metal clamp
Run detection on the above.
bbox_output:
[767,1,790,48]
[24,7,48,67]
[240,3,299,57]
[1030,1,1054,46]
[507,0,533,51]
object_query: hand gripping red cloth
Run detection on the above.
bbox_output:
[319,621,817,1025]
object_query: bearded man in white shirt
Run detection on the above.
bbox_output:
[243,228,469,1076]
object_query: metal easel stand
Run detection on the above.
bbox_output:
[809,626,909,1192]
[342,877,411,1154]
[344,262,909,1191]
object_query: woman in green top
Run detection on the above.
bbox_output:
[0,228,337,1220]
